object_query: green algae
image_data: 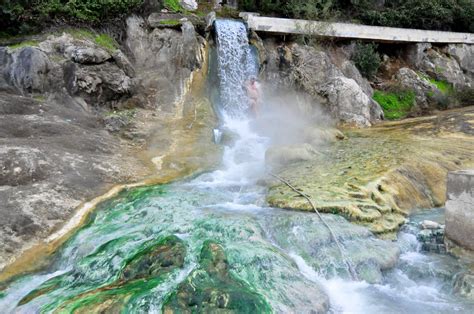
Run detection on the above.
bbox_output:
[162,241,272,313]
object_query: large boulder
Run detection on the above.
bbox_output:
[64,46,111,64]
[447,44,474,78]
[126,16,204,110]
[421,48,469,88]
[321,76,376,127]
[65,62,134,105]
[394,67,439,111]
[8,47,53,94]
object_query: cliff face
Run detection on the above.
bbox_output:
[254,33,474,127]
[0,16,219,274]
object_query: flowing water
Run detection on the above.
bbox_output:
[1,20,473,313]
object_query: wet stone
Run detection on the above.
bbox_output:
[162,241,271,313]
[120,235,186,282]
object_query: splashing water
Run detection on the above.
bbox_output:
[1,20,473,313]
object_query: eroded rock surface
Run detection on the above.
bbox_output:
[267,107,474,235]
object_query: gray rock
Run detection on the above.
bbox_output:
[339,59,373,96]
[405,43,431,67]
[0,92,147,272]
[420,219,441,229]
[148,13,183,28]
[0,147,51,186]
[8,47,52,94]
[65,46,111,64]
[394,67,438,110]
[66,62,133,105]
[0,47,13,91]
[126,15,204,109]
[322,76,376,127]
[179,0,198,11]
[421,48,468,88]
[445,170,474,251]
[447,44,474,78]
[454,272,474,299]
[112,50,135,77]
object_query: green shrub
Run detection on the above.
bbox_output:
[0,0,144,36]
[373,90,415,120]
[351,42,381,80]
[163,0,182,13]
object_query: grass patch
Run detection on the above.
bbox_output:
[428,79,453,94]
[158,19,182,26]
[7,40,39,50]
[373,90,415,120]
[66,29,118,52]
[164,0,183,12]
[94,34,118,52]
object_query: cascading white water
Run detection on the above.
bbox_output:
[214,19,259,117]
[196,19,268,189]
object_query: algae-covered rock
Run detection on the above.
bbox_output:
[27,236,187,312]
[267,107,474,235]
[120,235,186,282]
[162,241,271,313]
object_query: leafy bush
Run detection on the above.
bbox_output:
[1,0,144,36]
[345,0,474,32]
[239,0,338,20]
[163,0,182,13]
[373,89,415,120]
[351,42,381,80]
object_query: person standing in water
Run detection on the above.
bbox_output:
[244,76,262,118]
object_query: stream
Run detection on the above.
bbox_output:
[1,20,473,313]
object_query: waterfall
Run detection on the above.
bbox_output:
[214,19,259,117]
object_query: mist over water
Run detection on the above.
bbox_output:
[1,19,473,314]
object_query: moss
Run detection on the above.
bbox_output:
[158,19,182,26]
[429,78,453,95]
[164,0,183,12]
[94,34,118,52]
[66,28,95,40]
[32,95,46,102]
[7,40,39,50]
[373,90,415,120]
[66,29,118,52]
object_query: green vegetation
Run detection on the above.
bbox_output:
[158,19,182,26]
[455,87,474,106]
[352,42,381,80]
[428,79,453,95]
[1,0,143,36]
[65,29,118,52]
[7,40,39,50]
[163,0,183,12]
[373,90,415,120]
[239,0,474,33]
[94,34,118,52]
